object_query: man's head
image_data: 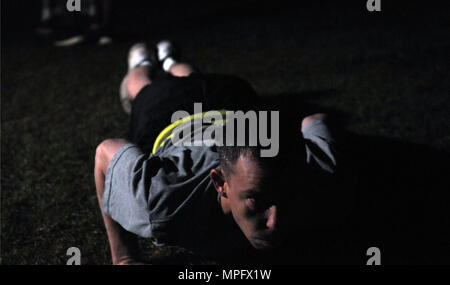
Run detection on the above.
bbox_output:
[210,145,296,250]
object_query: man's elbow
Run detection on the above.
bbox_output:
[301,113,327,131]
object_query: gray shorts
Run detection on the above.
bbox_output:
[102,144,153,238]
[102,119,336,239]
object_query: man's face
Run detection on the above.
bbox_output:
[223,155,284,250]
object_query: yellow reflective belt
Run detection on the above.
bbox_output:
[152,110,228,154]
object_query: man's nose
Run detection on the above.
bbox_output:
[265,205,278,231]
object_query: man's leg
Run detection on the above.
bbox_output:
[94,139,143,265]
[126,66,152,100]
[126,62,195,98]
[120,43,158,114]
[156,40,196,77]
[122,42,195,113]
[168,63,195,77]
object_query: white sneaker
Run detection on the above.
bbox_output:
[156,40,178,72]
[156,40,175,62]
[128,43,153,70]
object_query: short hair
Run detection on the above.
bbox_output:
[217,119,305,179]
[218,146,261,175]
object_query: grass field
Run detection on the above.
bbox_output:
[2,2,449,264]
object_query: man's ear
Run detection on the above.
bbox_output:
[210,168,228,198]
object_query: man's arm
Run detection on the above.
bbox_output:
[301,113,338,173]
[94,138,144,265]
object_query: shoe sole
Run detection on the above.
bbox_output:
[54,35,85,47]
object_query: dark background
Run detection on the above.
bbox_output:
[2,0,450,264]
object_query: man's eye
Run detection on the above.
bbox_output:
[246,198,257,210]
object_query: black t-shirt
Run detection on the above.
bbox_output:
[129,73,259,154]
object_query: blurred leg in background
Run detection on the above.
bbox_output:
[87,0,113,45]
[36,0,53,35]
[53,0,114,47]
